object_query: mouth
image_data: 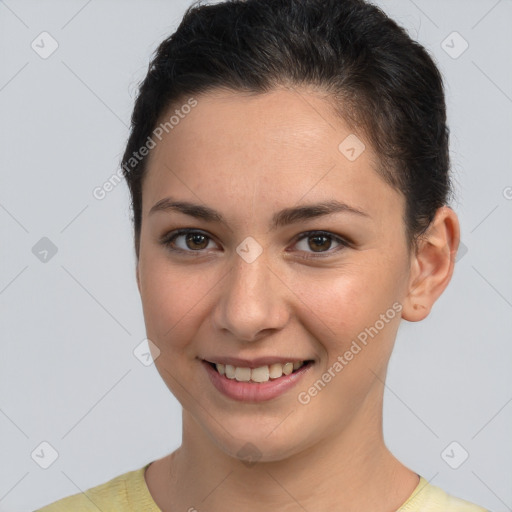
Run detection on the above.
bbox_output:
[201,358,315,402]
[202,358,315,384]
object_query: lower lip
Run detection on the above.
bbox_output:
[201,360,314,402]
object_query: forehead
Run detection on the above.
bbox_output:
[142,87,402,222]
[156,87,361,160]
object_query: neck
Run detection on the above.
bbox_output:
[148,387,419,512]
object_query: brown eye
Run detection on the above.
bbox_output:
[161,229,217,253]
[184,232,209,250]
[307,234,332,252]
[160,229,349,259]
[293,231,349,258]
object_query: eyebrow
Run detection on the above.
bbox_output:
[149,197,370,230]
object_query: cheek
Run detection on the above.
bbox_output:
[287,259,403,364]
[138,255,213,350]
[294,260,397,326]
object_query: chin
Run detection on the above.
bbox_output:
[208,421,313,464]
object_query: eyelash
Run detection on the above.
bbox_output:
[159,228,350,260]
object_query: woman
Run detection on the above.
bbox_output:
[35,0,491,510]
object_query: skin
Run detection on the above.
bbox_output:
[135,86,460,512]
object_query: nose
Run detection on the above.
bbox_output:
[212,249,289,342]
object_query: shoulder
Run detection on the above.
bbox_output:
[399,475,490,512]
[34,463,160,512]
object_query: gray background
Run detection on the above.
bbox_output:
[0,0,511,510]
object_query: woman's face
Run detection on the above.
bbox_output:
[136,87,413,461]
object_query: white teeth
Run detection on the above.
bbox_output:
[225,364,235,379]
[251,365,270,383]
[234,367,251,382]
[282,362,293,375]
[269,363,283,379]
[214,361,306,383]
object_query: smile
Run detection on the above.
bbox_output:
[209,360,309,383]
[201,359,315,402]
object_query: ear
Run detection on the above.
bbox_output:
[401,206,460,322]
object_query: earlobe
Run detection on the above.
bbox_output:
[401,206,460,322]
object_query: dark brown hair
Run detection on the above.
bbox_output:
[121,0,452,259]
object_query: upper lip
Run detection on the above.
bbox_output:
[201,356,313,368]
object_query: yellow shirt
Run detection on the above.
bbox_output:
[34,463,490,511]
